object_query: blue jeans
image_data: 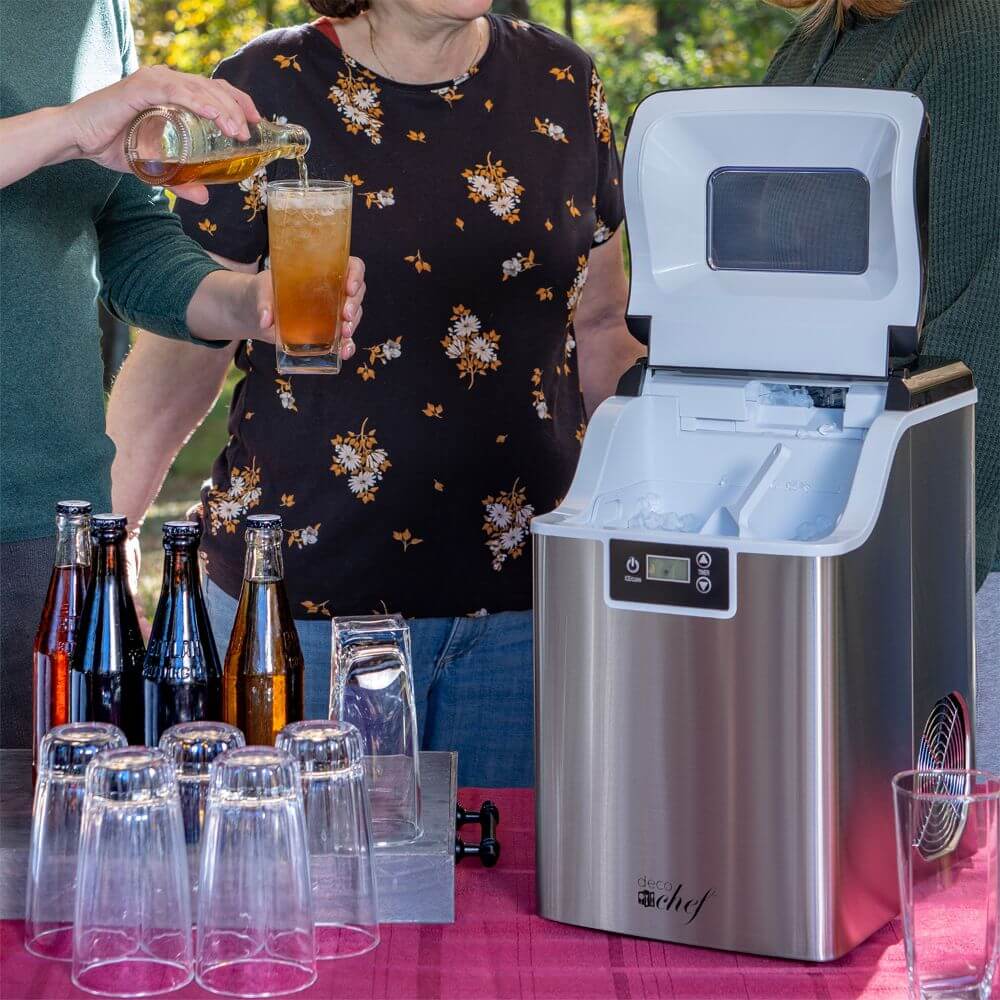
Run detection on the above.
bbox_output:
[204,577,534,787]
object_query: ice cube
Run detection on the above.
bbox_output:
[679,513,701,533]
[761,384,815,408]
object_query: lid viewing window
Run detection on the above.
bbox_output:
[708,168,870,275]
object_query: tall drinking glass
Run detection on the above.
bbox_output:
[196,746,316,997]
[276,720,380,960]
[267,179,352,375]
[25,722,127,961]
[72,747,193,997]
[893,769,1000,1000]
[159,721,245,904]
[330,615,422,846]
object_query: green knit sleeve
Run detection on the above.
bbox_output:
[917,8,1000,585]
[95,177,227,345]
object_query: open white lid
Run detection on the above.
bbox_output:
[623,87,927,379]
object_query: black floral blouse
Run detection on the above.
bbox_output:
[175,14,624,620]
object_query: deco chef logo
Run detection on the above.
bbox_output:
[636,876,715,924]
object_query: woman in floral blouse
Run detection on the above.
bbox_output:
[108,0,640,786]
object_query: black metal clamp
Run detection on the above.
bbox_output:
[455,800,501,868]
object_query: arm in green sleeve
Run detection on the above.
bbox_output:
[95,175,226,343]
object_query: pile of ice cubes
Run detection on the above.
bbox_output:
[759,384,815,408]
[627,494,701,533]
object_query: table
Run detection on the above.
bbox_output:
[1,787,918,999]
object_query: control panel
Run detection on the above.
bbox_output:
[609,539,730,612]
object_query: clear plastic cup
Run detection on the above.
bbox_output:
[195,746,316,997]
[893,769,1000,1000]
[158,721,245,903]
[276,720,380,960]
[330,614,422,846]
[72,747,193,996]
[25,722,128,961]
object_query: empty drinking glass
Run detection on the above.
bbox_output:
[196,746,316,997]
[72,747,193,997]
[276,720,380,960]
[25,722,127,961]
[330,614,421,846]
[158,721,245,903]
[893,769,1000,1000]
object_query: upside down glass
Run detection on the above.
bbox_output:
[72,747,193,997]
[276,720,380,960]
[330,615,422,846]
[266,179,352,375]
[25,723,127,961]
[196,746,316,997]
[893,769,1000,1000]
[158,721,245,904]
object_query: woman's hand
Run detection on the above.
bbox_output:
[59,66,261,203]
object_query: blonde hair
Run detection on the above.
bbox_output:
[766,0,906,29]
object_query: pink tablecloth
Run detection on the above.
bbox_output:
[1,788,916,999]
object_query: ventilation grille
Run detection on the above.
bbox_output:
[914,694,970,860]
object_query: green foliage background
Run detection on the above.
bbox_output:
[128,0,795,608]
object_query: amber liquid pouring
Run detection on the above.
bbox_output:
[33,564,88,780]
[130,147,306,186]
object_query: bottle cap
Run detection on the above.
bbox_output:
[247,514,283,529]
[91,513,128,539]
[162,520,202,543]
[56,501,92,517]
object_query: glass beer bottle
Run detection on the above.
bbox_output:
[70,515,147,744]
[143,521,223,746]
[32,501,92,779]
[124,106,310,187]
[223,514,304,745]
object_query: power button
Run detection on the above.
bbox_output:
[625,556,640,575]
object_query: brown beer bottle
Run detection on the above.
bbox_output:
[143,521,223,746]
[70,515,147,744]
[32,501,92,779]
[223,515,304,744]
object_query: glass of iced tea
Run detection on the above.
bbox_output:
[266,179,353,375]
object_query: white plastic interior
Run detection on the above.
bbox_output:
[537,372,974,558]
[625,87,926,378]
[579,374,866,546]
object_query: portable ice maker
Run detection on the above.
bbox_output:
[532,87,977,961]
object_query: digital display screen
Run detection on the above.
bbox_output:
[646,555,691,584]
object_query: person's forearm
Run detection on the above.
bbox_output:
[185,268,269,342]
[0,107,78,187]
[109,332,235,527]
[578,320,645,417]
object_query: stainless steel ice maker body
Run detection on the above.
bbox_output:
[534,406,975,960]
[531,86,978,961]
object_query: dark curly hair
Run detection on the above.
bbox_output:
[306,0,371,16]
